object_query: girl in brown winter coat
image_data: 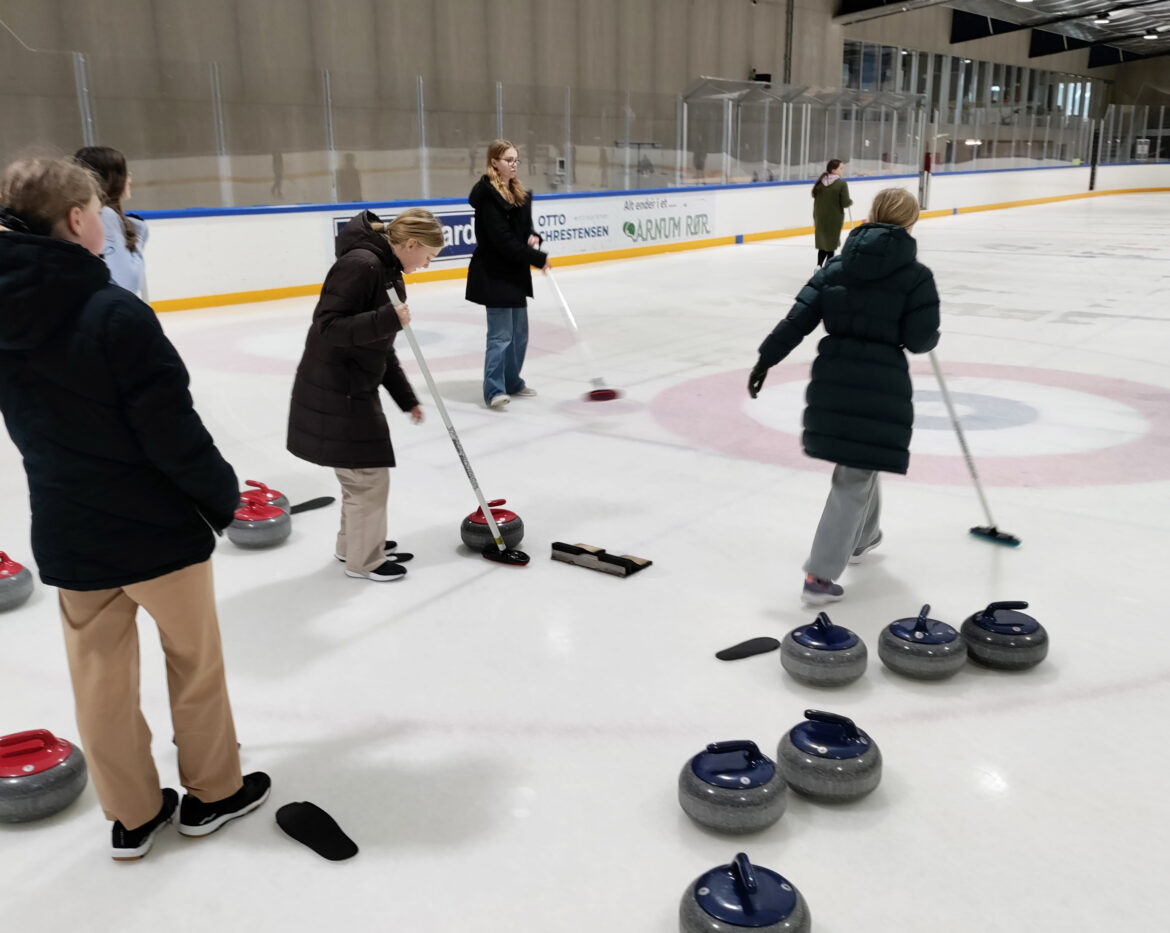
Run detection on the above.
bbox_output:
[287,208,443,582]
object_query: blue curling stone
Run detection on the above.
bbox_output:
[679,852,810,932]
[878,604,967,680]
[961,600,1048,670]
[678,741,787,834]
[777,709,882,801]
[780,612,867,686]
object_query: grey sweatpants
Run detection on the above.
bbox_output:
[804,465,882,582]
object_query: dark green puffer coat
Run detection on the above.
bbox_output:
[757,222,940,474]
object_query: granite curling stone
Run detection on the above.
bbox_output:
[780,611,867,687]
[961,600,1048,670]
[240,479,290,513]
[878,604,967,680]
[226,499,291,549]
[460,498,524,550]
[776,709,881,802]
[678,741,788,834]
[680,852,810,933]
[0,552,34,612]
[0,729,88,823]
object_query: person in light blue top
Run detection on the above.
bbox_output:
[74,146,148,297]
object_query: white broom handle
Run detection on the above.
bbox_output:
[394,301,508,550]
[929,350,997,528]
[545,267,603,382]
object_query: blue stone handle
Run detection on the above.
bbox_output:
[915,604,932,632]
[706,740,763,761]
[983,600,1029,619]
[803,709,859,739]
[732,853,759,894]
[813,611,834,632]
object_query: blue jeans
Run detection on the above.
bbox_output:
[483,306,528,402]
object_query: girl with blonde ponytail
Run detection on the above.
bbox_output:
[749,187,940,607]
[288,207,443,582]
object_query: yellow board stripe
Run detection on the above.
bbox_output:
[151,187,1170,312]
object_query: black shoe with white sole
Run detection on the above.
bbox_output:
[111,788,178,861]
[178,771,271,838]
[345,559,407,582]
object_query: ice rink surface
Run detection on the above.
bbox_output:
[2,193,1168,932]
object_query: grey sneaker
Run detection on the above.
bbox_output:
[512,386,537,397]
[850,531,883,564]
[802,575,844,606]
[489,394,510,410]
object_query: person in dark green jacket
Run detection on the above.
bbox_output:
[748,188,940,606]
[811,159,852,268]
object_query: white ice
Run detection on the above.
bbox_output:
[2,194,1168,932]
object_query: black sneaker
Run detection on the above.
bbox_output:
[178,771,271,838]
[344,559,407,582]
[111,788,178,861]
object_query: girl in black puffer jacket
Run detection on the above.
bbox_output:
[0,158,268,858]
[749,188,941,607]
[287,208,443,582]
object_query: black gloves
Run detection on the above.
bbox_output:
[748,362,768,399]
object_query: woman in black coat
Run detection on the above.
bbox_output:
[465,139,549,410]
[287,208,443,582]
[748,188,940,607]
[0,158,267,857]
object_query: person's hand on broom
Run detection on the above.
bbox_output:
[394,301,411,328]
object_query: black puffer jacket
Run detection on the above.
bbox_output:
[0,224,239,590]
[286,211,419,469]
[758,223,940,474]
[465,176,547,307]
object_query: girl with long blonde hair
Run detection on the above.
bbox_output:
[465,139,550,409]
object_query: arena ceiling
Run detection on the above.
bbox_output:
[835,0,1170,65]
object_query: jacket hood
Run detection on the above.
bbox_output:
[839,222,917,281]
[0,231,111,350]
[335,210,398,268]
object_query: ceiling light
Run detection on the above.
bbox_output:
[1093,12,1110,23]
[1016,0,1034,4]
[1144,29,1159,39]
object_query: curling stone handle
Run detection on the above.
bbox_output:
[803,709,859,739]
[706,740,764,761]
[0,729,57,759]
[488,498,505,507]
[731,853,759,894]
[915,604,932,632]
[983,601,1029,617]
[813,611,834,631]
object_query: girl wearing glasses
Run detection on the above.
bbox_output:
[465,139,550,410]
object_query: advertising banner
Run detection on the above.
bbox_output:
[334,189,718,268]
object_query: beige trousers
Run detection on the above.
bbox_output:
[58,560,242,829]
[334,467,391,573]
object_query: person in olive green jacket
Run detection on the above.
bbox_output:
[748,188,940,606]
[811,159,852,268]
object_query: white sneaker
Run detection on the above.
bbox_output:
[489,394,511,410]
[512,386,537,397]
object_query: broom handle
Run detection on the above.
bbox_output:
[929,351,997,528]
[395,307,507,551]
[546,268,603,385]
